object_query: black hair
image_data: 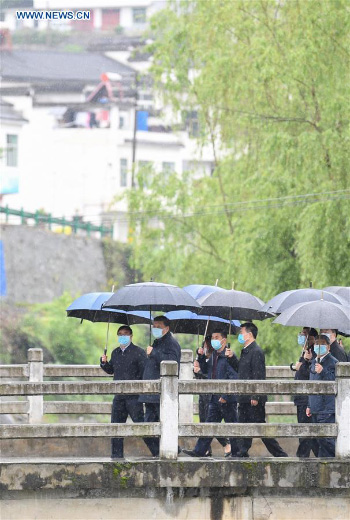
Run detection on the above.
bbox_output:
[240,322,258,339]
[118,325,132,335]
[212,329,227,338]
[309,328,318,338]
[316,334,331,345]
[154,315,171,328]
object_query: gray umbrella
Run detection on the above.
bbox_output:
[273,299,350,330]
[197,288,272,321]
[323,286,350,304]
[103,282,202,342]
[262,288,348,314]
[103,281,201,312]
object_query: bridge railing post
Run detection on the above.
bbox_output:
[28,348,44,424]
[335,363,350,458]
[179,350,194,423]
[160,360,179,460]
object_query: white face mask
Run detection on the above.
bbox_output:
[321,333,332,341]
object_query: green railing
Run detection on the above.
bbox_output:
[0,206,113,238]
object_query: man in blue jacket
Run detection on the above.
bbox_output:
[140,315,181,457]
[182,330,240,457]
[306,334,338,458]
[100,325,147,458]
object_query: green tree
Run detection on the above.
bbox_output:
[117,0,350,363]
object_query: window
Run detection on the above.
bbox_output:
[6,135,18,167]
[138,161,153,188]
[120,158,128,187]
[162,162,175,179]
[132,7,146,24]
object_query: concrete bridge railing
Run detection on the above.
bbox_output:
[0,349,295,421]
[1,349,349,460]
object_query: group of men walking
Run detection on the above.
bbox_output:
[101,318,347,459]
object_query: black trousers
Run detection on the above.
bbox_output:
[143,402,161,456]
[194,399,240,456]
[111,396,144,458]
[296,405,319,457]
[198,394,228,449]
[312,413,336,458]
[238,402,287,457]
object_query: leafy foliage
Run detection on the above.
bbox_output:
[119,0,350,363]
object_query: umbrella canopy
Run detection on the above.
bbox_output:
[262,288,348,314]
[198,288,271,321]
[103,282,201,313]
[183,284,224,301]
[66,292,152,325]
[165,309,240,335]
[273,299,350,330]
[323,286,350,304]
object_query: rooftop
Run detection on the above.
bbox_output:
[1,49,135,86]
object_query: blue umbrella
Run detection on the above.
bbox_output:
[66,292,152,324]
[66,292,152,354]
[165,309,240,335]
[183,284,224,301]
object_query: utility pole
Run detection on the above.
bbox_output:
[131,72,139,188]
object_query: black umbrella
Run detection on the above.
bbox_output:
[262,288,348,314]
[273,299,350,330]
[103,281,202,342]
[197,288,272,321]
[165,310,240,335]
[323,286,350,304]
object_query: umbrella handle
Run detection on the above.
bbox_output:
[104,315,111,356]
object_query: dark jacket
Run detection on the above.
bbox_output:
[227,341,267,404]
[198,350,238,403]
[100,343,147,400]
[140,331,181,403]
[330,340,348,362]
[293,350,316,406]
[308,353,338,414]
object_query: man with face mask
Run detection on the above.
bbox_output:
[100,325,147,459]
[226,322,288,457]
[306,334,338,457]
[319,329,348,362]
[293,327,319,457]
[140,316,181,457]
[182,329,240,457]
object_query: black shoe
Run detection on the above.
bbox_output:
[232,452,249,458]
[275,452,288,457]
[111,455,124,459]
[182,449,203,457]
[224,451,232,458]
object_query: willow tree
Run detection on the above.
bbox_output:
[122,0,350,362]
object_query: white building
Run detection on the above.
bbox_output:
[0,43,214,242]
[1,0,166,34]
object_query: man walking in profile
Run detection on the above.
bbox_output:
[140,315,181,457]
[226,322,288,457]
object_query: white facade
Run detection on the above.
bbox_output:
[0,104,27,200]
[1,92,214,241]
[3,0,166,33]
